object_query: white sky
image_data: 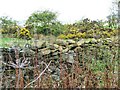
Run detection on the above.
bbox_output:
[0,0,112,25]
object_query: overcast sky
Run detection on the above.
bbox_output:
[0,0,113,24]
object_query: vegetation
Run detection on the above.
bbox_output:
[0,16,18,34]
[25,10,64,36]
[1,36,118,88]
[0,7,119,89]
[16,27,32,40]
[58,18,118,39]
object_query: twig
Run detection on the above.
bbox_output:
[24,60,52,89]
[1,61,17,68]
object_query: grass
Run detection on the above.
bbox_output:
[0,37,30,47]
[0,34,56,47]
[0,38,17,47]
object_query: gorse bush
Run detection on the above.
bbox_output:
[19,28,32,40]
[0,11,118,38]
[15,27,32,40]
[0,16,18,34]
[58,18,118,39]
[0,29,7,34]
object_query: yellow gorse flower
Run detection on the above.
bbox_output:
[18,27,32,39]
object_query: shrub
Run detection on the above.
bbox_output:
[17,28,32,40]
[0,29,7,34]
[76,32,86,38]
[57,34,67,39]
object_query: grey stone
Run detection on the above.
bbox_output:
[89,38,97,44]
[62,48,69,53]
[53,44,60,50]
[50,55,59,60]
[34,41,47,49]
[67,39,76,44]
[68,44,77,50]
[67,50,75,63]
[48,44,59,50]
[62,53,68,61]
[41,48,51,55]
[55,39,68,46]
[77,39,85,46]
[52,51,59,56]
[52,75,60,81]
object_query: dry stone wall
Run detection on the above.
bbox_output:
[0,38,118,84]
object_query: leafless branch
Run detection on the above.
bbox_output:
[24,60,52,89]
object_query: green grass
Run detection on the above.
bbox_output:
[0,38,28,47]
[0,38,13,47]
